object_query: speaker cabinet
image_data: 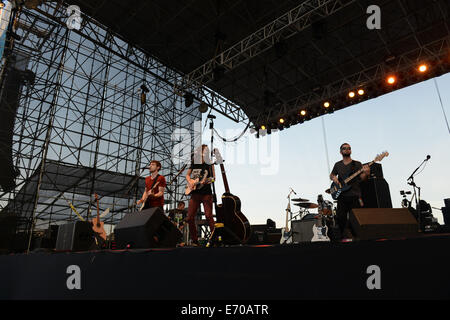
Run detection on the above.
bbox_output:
[350,208,419,240]
[369,163,384,179]
[443,207,450,226]
[360,178,392,208]
[56,221,96,251]
[114,208,182,249]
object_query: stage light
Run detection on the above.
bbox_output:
[198,102,208,113]
[323,102,330,108]
[387,76,396,85]
[348,91,355,98]
[358,89,365,96]
[261,125,266,130]
[279,118,285,124]
[418,64,428,73]
[300,110,307,116]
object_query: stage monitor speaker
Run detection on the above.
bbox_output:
[349,208,419,240]
[55,221,96,251]
[361,178,392,208]
[291,219,316,243]
[114,208,182,249]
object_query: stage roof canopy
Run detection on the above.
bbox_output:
[69,0,450,128]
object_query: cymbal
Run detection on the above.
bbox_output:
[294,202,319,209]
[291,197,309,202]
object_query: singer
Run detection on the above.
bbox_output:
[137,160,166,210]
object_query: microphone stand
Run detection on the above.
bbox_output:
[407,158,428,232]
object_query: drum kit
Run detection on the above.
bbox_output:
[280,190,337,244]
[290,196,335,218]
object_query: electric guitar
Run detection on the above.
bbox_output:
[311,214,330,242]
[312,195,330,242]
[280,199,292,244]
[328,151,389,200]
[139,181,160,211]
[185,169,214,195]
[91,193,107,241]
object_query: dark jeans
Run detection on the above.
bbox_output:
[336,196,361,237]
[186,193,215,243]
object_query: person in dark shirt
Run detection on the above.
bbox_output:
[168,201,188,229]
[185,144,216,246]
[330,143,370,240]
[137,160,166,211]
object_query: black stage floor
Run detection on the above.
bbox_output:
[1,234,449,300]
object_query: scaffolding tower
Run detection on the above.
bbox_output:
[0,2,211,250]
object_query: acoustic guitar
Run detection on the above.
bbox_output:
[213,148,251,244]
[185,169,214,195]
[92,193,107,241]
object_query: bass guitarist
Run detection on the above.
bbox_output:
[330,143,370,240]
[185,144,216,246]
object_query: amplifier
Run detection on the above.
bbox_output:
[291,219,316,243]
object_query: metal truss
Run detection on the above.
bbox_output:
[0,2,202,242]
[251,36,450,127]
[180,0,355,90]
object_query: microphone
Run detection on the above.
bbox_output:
[290,188,297,195]
[426,155,431,161]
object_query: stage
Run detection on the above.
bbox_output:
[1,233,449,300]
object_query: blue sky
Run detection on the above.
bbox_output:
[206,73,450,230]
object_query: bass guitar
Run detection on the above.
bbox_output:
[92,193,107,241]
[328,151,389,200]
[213,148,251,244]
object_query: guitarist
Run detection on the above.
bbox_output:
[185,145,216,246]
[137,160,166,211]
[329,143,370,240]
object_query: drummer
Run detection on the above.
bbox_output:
[168,201,188,229]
